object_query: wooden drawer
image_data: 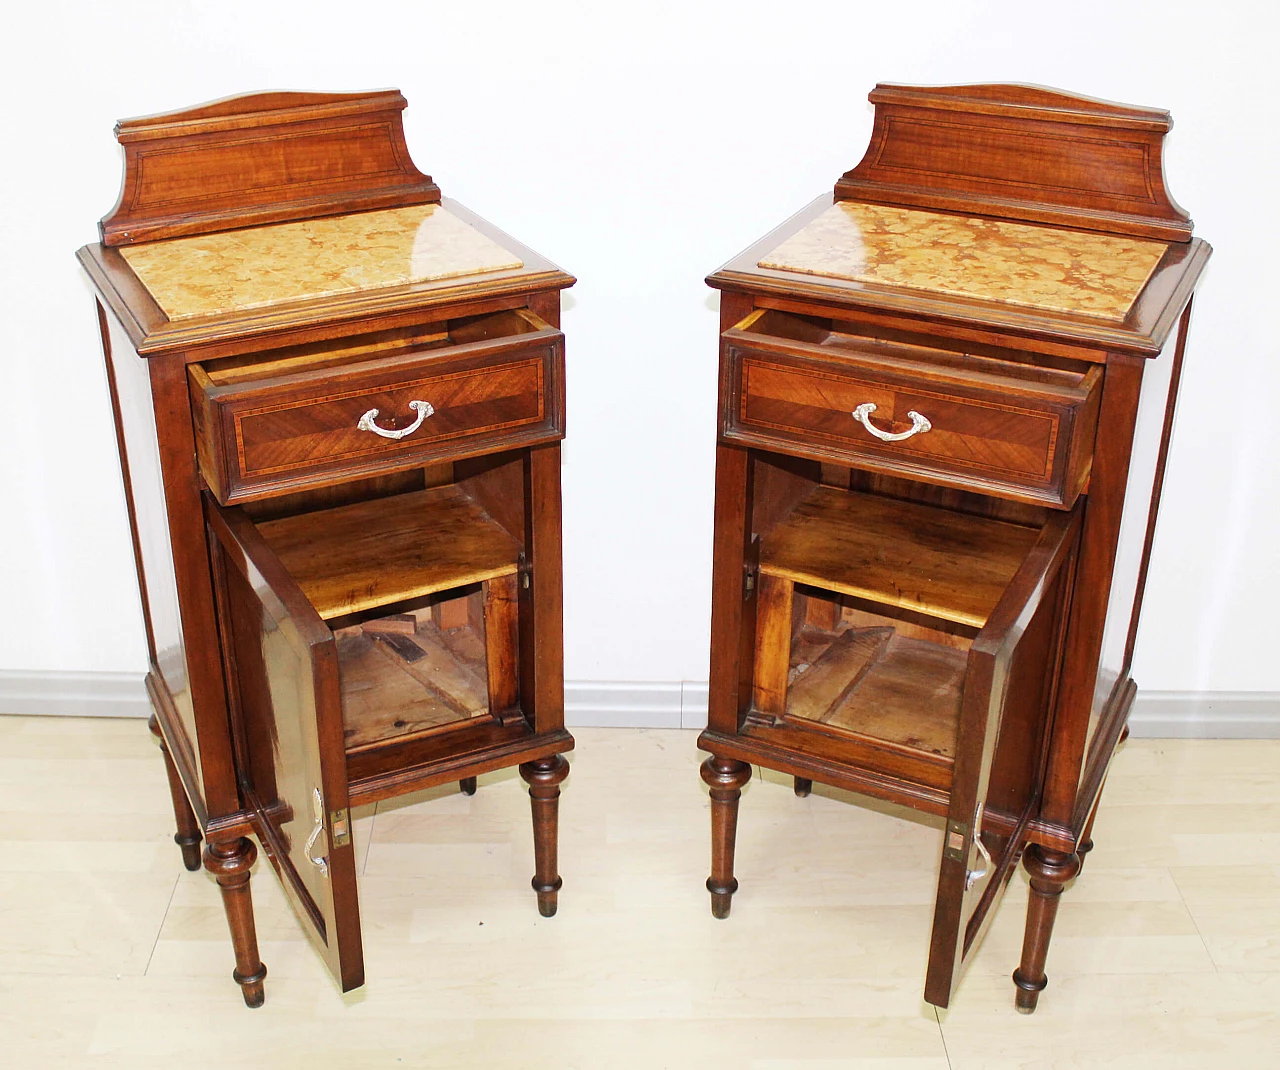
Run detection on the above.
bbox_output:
[190,309,563,504]
[721,310,1101,508]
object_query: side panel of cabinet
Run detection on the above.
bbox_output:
[924,506,1080,1007]
[99,303,206,805]
[1079,305,1189,797]
[207,501,365,991]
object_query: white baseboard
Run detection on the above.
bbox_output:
[1127,691,1280,738]
[1,671,1275,738]
[0,670,151,718]
[564,680,708,729]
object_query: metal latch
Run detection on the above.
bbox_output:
[329,807,352,848]
[944,805,992,890]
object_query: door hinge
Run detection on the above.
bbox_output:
[518,553,532,590]
[329,807,352,848]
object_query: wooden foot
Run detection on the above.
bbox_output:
[793,776,813,798]
[459,776,477,796]
[1012,844,1080,1014]
[149,715,202,871]
[519,754,569,917]
[204,837,267,1008]
[701,756,752,918]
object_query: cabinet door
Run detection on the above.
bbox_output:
[206,498,365,991]
[923,506,1081,1007]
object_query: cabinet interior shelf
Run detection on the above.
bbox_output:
[759,487,1039,630]
[257,484,520,621]
[785,609,966,760]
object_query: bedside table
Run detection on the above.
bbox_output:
[698,82,1211,1012]
[78,90,575,1006]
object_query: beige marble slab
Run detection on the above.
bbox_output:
[758,201,1167,322]
[120,204,524,321]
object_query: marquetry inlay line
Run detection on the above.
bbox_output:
[120,204,524,320]
[758,201,1167,322]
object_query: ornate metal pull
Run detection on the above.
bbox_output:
[357,399,434,440]
[964,804,992,891]
[304,787,329,878]
[851,402,932,442]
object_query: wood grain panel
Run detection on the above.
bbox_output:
[723,312,1101,508]
[101,90,439,246]
[256,485,520,620]
[191,312,563,504]
[759,487,1039,629]
[835,83,1192,241]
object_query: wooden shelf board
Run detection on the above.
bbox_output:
[258,484,519,620]
[759,487,1038,629]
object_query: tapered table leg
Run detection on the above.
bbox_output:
[204,837,267,1007]
[1012,844,1080,1013]
[701,756,752,918]
[520,754,569,917]
[459,777,477,796]
[149,715,202,871]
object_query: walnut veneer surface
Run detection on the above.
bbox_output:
[120,203,524,320]
[758,202,1167,322]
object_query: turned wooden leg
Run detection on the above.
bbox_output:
[1012,844,1080,1014]
[459,777,477,796]
[793,776,813,798]
[204,837,267,1008]
[701,756,752,919]
[148,715,202,871]
[519,754,569,917]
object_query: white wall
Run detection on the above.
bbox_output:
[1,0,1277,698]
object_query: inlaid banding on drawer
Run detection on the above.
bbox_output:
[720,309,1102,508]
[190,309,564,504]
[234,359,545,478]
[740,358,1060,481]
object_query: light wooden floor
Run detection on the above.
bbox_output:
[3,716,1279,1068]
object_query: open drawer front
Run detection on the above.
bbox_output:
[203,477,556,993]
[722,309,1101,508]
[746,484,1081,1006]
[191,308,565,505]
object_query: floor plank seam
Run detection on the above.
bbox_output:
[933,1004,954,1070]
[142,871,181,977]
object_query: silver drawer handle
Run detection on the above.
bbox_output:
[851,402,932,442]
[304,787,329,879]
[357,399,434,441]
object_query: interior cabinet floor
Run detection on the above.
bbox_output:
[3,714,1279,1069]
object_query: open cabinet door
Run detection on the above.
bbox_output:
[923,505,1081,1008]
[206,496,365,992]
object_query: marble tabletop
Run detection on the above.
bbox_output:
[757,201,1167,322]
[120,204,525,321]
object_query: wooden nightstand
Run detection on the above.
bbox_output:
[78,90,575,1006]
[699,83,1211,1012]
